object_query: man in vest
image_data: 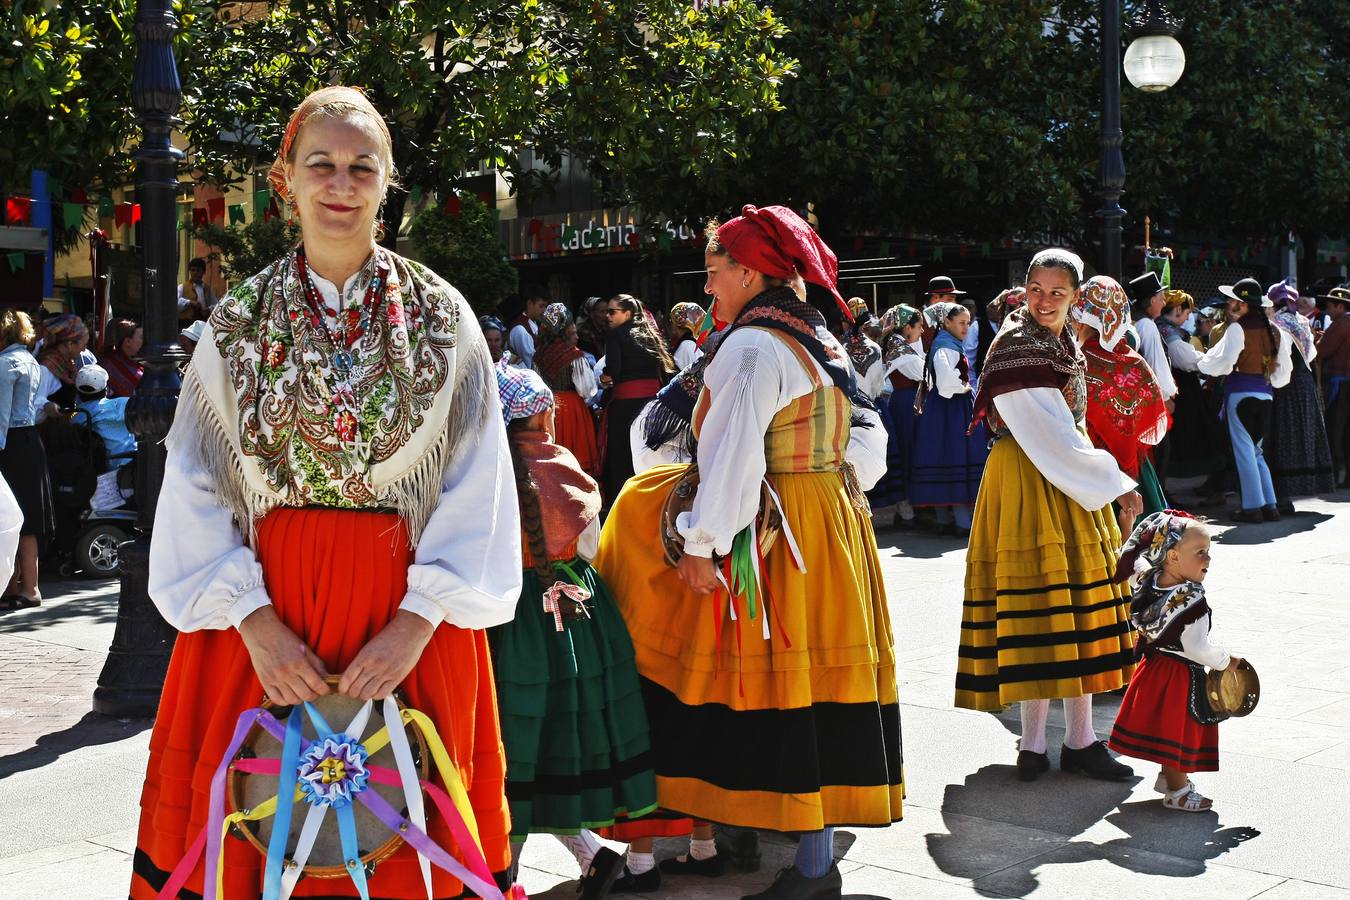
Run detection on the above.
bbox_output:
[1198,277,1293,523]
[920,275,966,350]
[508,290,548,368]
[1318,286,1350,486]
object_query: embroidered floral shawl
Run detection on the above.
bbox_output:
[1129,572,1211,657]
[971,305,1085,437]
[1082,335,1169,478]
[179,247,494,544]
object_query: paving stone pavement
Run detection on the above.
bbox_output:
[2,487,1349,899]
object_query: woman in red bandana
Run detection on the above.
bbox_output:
[595,206,901,900]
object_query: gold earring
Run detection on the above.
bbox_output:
[374,219,386,241]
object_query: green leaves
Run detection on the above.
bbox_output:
[408,192,517,315]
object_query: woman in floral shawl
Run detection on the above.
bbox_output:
[1071,276,1171,515]
[130,86,522,899]
[533,302,600,476]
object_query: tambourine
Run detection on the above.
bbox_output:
[227,677,430,880]
[1205,659,1260,718]
[660,464,782,567]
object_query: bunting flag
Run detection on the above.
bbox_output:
[114,203,133,227]
[98,197,115,219]
[444,196,462,216]
[193,207,209,228]
[5,197,32,226]
[409,186,424,204]
[228,203,246,225]
[6,253,24,271]
[931,246,944,262]
[879,241,890,257]
[45,178,63,200]
[71,188,89,203]
[207,197,225,221]
[253,190,271,217]
[131,203,142,225]
[63,202,85,229]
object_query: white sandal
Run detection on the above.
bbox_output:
[1162,782,1213,812]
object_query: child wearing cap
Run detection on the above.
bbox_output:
[75,364,136,469]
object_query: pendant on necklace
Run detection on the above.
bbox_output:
[332,348,354,374]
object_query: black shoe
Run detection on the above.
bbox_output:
[1277,500,1296,516]
[1262,504,1282,521]
[1060,741,1134,781]
[742,865,843,900]
[579,847,625,900]
[659,852,726,877]
[609,864,661,894]
[717,827,762,873]
[1016,749,1050,782]
[1232,508,1264,524]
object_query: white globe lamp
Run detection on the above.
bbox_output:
[1124,33,1186,93]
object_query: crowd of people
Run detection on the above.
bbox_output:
[84,85,1343,900]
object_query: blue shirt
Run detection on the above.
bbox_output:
[0,343,40,448]
[76,395,137,467]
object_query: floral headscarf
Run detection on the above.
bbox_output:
[1116,509,1199,588]
[1072,276,1131,352]
[479,315,505,335]
[1269,279,1315,362]
[880,303,920,337]
[923,301,965,330]
[538,302,573,338]
[497,362,553,425]
[988,287,1025,322]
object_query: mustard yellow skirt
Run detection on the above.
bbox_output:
[596,464,903,832]
[955,437,1135,712]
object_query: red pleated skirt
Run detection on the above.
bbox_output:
[1108,652,1220,773]
[553,390,599,478]
[130,507,512,899]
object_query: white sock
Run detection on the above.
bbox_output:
[1063,694,1098,750]
[897,500,915,520]
[689,838,717,861]
[559,830,602,872]
[1019,699,1050,754]
[627,850,656,876]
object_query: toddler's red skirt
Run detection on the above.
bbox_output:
[1109,652,1219,773]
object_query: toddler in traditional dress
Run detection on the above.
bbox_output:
[1108,510,1243,812]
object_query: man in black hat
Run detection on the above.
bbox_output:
[1320,286,1350,485]
[1197,277,1294,522]
[920,275,966,349]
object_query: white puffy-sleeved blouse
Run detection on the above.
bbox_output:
[1134,318,1178,400]
[1197,321,1293,388]
[148,270,523,633]
[932,347,971,399]
[676,328,884,558]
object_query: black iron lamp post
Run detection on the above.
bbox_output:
[93,0,188,717]
[1097,0,1186,280]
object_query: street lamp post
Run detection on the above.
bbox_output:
[1097,0,1185,280]
[92,0,188,717]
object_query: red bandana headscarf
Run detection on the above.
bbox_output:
[267,86,393,204]
[716,204,850,321]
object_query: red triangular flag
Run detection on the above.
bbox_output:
[131,203,142,225]
[71,188,89,203]
[5,197,32,226]
[115,203,133,227]
[444,196,462,216]
[207,197,225,221]
[193,207,208,227]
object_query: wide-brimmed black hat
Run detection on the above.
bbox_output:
[1218,278,1264,307]
[1327,286,1350,305]
[926,275,966,296]
[1126,272,1164,304]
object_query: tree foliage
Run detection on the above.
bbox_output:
[409,193,517,316]
[0,0,140,193]
[192,216,301,283]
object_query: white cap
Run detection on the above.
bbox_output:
[181,320,206,343]
[75,363,109,394]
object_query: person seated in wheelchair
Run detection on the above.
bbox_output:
[75,365,136,471]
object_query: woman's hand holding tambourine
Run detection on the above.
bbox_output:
[238,605,330,705]
[677,553,721,595]
[339,610,435,701]
[1116,489,1143,536]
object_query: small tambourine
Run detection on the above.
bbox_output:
[227,676,430,880]
[1205,659,1260,718]
[660,464,782,568]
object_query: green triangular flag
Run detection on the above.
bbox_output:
[409,186,424,204]
[879,241,891,257]
[228,203,246,225]
[1145,252,1171,288]
[7,252,24,271]
[253,190,270,216]
[98,197,115,219]
[931,246,944,262]
[63,202,84,229]
[46,178,63,200]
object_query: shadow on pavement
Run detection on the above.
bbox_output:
[0,592,120,630]
[1212,511,1332,545]
[0,711,152,779]
[874,530,968,561]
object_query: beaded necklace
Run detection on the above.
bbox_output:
[296,248,386,376]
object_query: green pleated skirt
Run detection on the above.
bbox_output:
[487,559,658,838]
[1138,456,1168,517]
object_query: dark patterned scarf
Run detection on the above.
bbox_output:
[845,327,881,374]
[971,305,1085,435]
[642,287,872,457]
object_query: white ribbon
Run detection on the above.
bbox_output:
[383,694,434,900]
[761,478,806,573]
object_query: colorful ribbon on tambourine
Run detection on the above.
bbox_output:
[155,696,526,900]
[709,479,804,695]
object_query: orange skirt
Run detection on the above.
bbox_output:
[553,389,599,478]
[130,507,511,899]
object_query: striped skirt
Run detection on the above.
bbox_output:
[1109,652,1219,773]
[955,437,1135,711]
[595,464,903,832]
